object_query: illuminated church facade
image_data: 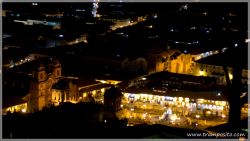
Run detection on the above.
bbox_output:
[23,58,78,113]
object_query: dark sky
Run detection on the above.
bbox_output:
[3,2,247,14]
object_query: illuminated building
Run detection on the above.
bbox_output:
[147,49,197,75]
[3,96,27,115]
[95,79,122,85]
[122,87,228,117]
[151,49,249,85]
[23,58,79,112]
[195,48,249,85]
[79,82,112,104]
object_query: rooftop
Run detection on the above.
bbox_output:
[147,71,218,85]
[79,83,112,93]
[123,87,225,101]
[3,96,27,109]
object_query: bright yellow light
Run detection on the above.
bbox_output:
[185,98,189,103]
[21,109,26,113]
[100,80,107,84]
[178,97,183,102]
[169,114,177,121]
[229,73,233,80]
[206,111,211,114]
[195,115,200,118]
[173,97,177,102]
[92,91,96,95]
[148,95,153,99]
[199,70,205,76]
[83,93,87,98]
[221,101,226,106]
[198,99,204,103]
[221,114,226,118]
[181,102,185,106]
[101,88,105,93]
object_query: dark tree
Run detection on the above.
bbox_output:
[214,4,248,130]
